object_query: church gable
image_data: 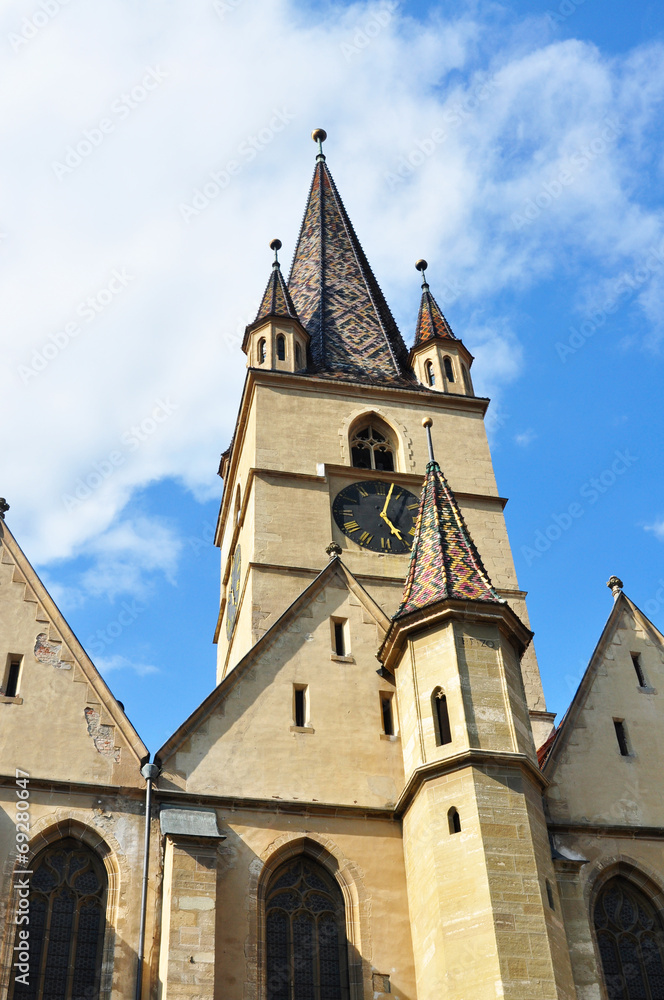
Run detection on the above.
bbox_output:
[157,558,404,809]
[0,522,146,786]
[544,593,664,828]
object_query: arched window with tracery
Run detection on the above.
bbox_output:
[432,688,452,746]
[350,418,396,472]
[258,338,267,365]
[10,839,107,1000]
[594,877,664,999]
[265,856,350,1000]
[443,356,455,382]
[424,360,435,386]
[277,335,286,361]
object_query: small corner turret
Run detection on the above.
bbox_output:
[241,238,310,373]
[410,260,475,396]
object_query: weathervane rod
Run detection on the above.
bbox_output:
[422,417,435,463]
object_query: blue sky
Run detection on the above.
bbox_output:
[1,0,663,753]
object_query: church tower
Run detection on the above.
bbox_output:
[214,130,552,749]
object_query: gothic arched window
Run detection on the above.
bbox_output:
[462,365,472,396]
[432,688,452,746]
[443,356,455,382]
[265,856,350,1000]
[424,360,435,386]
[277,335,286,361]
[594,877,664,999]
[350,419,395,472]
[10,839,107,1000]
[258,338,267,364]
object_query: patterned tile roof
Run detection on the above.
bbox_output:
[254,261,299,324]
[396,460,501,617]
[414,282,456,345]
[287,159,416,386]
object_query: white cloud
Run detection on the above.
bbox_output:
[515,429,537,447]
[96,654,158,677]
[1,1,663,567]
[644,518,664,542]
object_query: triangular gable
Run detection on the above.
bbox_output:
[0,521,147,784]
[156,555,390,766]
[542,593,663,775]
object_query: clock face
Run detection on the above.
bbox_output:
[332,481,420,554]
[225,545,241,641]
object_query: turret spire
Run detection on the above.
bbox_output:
[287,130,415,386]
[414,260,456,344]
[253,238,299,325]
[396,419,501,617]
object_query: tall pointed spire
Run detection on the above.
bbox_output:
[413,259,456,344]
[253,238,299,325]
[287,129,415,386]
[396,418,500,617]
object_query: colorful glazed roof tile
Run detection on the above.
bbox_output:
[254,260,299,325]
[414,281,456,345]
[396,460,501,617]
[287,157,416,386]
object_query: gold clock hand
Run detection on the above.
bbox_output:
[381,482,395,516]
[380,510,403,541]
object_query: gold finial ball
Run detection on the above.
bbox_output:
[311,128,327,143]
[422,417,433,428]
[269,238,282,252]
[415,259,428,272]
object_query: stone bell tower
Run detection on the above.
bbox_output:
[379,420,576,1000]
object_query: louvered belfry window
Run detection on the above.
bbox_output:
[594,878,664,999]
[266,857,350,1000]
[10,839,107,1000]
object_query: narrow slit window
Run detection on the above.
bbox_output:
[276,335,286,361]
[614,719,630,756]
[443,356,455,382]
[546,879,555,910]
[425,360,435,386]
[334,622,345,656]
[381,695,394,736]
[448,807,461,834]
[5,661,21,698]
[258,338,266,364]
[462,365,472,395]
[294,687,307,728]
[295,343,303,368]
[631,652,646,687]
[433,690,452,746]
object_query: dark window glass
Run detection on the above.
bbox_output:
[434,692,452,746]
[425,361,435,386]
[462,366,472,395]
[266,858,349,1000]
[381,697,394,736]
[6,661,20,697]
[277,335,286,361]
[546,880,555,910]
[444,357,454,382]
[295,344,303,368]
[333,623,345,656]
[631,653,647,687]
[595,878,664,999]
[350,423,395,471]
[10,840,106,1000]
[294,688,306,728]
[614,720,630,756]
[448,808,461,834]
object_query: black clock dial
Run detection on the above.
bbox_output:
[225,545,241,640]
[332,481,420,553]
